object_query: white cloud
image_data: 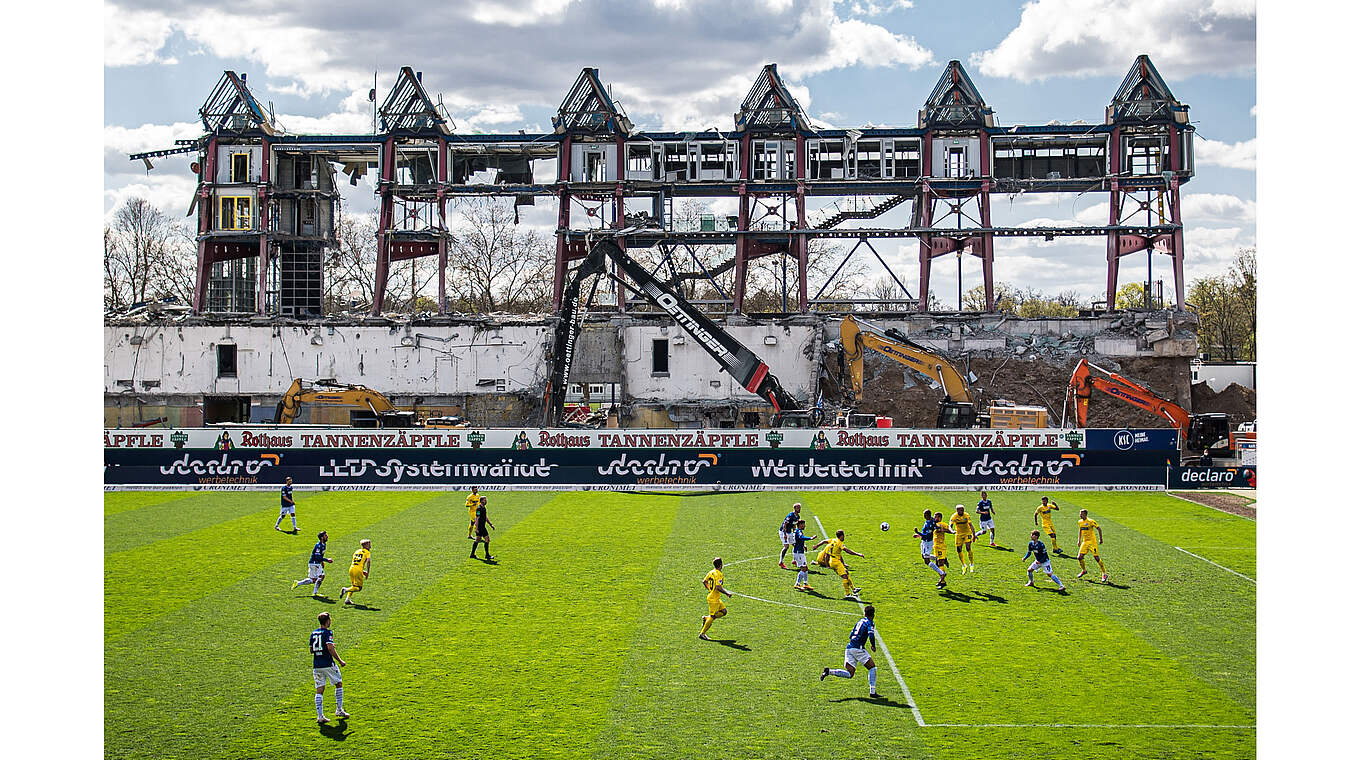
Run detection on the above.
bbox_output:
[844,1,914,18]
[1195,136,1255,170]
[970,0,1255,82]
[1181,193,1255,224]
[103,4,174,66]
[466,0,574,26]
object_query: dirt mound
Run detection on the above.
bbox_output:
[845,351,1191,429]
[1190,382,1256,427]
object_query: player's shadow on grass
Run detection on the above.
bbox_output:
[319,719,350,741]
[939,589,1009,604]
[984,545,1014,552]
[710,639,751,651]
[1033,586,1069,595]
[1084,579,1131,590]
[311,596,337,605]
[345,603,381,611]
[471,557,499,565]
[830,695,914,710]
[801,588,836,601]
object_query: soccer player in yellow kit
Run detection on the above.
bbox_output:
[931,512,953,575]
[811,530,866,599]
[464,487,480,539]
[340,539,371,605]
[699,557,733,641]
[950,505,978,572]
[1075,508,1108,582]
[1034,496,1061,553]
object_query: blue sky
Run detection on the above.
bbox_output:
[103,0,1256,303]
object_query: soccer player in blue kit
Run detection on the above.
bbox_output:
[819,604,882,699]
[778,502,802,569]
[292,530,334,597]
[309,612,350,724]
[275,477,298,533]
[1022,529,1066,592]
[914,509,947,588]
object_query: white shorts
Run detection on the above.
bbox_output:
[920,540,933,558]
[312,665,342,687]
[280,505,295,516]
[792,551,806,566]
[979,517,995,531]
[845,646,872,667]
[307,563,325,580]
[780,530,793,546]
[1029,560,1053,574]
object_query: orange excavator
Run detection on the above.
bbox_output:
[1065,358,1229,455]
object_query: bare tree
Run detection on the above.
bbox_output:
[325,211,380,313]
[104,197,196,310]
[448,197,552,313]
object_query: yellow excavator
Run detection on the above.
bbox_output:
[274,379,417,427]
[838,315,982,428]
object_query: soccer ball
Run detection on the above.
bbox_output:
[880,522,890,532]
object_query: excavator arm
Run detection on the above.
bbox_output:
[544,237,802,427]
[1065,358,1192,435]
[840,315,975,405]
[275,379,399,424]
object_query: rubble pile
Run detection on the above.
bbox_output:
[1190,382,1256,427]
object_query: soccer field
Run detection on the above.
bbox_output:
[104,489,1255,760]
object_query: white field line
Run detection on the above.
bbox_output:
[1174,546,1256,583]
[814,515,926,728]
[730,591,859,617]
[926,723,1255,729]
[725,553,777,567]
[1166,491,1256,521]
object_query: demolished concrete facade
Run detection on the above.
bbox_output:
[104,310,1198,429]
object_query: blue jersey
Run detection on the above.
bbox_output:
[281,484,294,506]
[918,518,936,540]
[309,627,335,668]
[309,540,327,564]
[1026,539,1050,564]
[847,616,875,649]
[792,528,808,553]
[977,499,993,519]
[781,511,799,532]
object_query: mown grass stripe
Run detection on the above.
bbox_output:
[105,491,553,760]
[106,491,296,554]
[223,491,679,760]
[104,491,197,517]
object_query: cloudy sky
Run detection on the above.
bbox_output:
[103,0,1256,305]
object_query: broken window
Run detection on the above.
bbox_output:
[892,140,920,178]
[946,147,968,178]
[230,152,251,183]
[584,150,607,182]
[216,344,238,378]
[855,140,883,179]
[219,196,253,230]
[651,338,669,374]
[627,144,652,176]
[1128,140,1162,175]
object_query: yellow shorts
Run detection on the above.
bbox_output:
[1041,522,1056,536]
[956,533,974,546]
[932,543,947,560]
[815,554,831,568]
[1079,541,1099,556]
[829,558,848,576]
[348,568,365,590]
[708,598,726,615]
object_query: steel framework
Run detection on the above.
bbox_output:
[131,55,1194,316]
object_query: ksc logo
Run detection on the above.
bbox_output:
[1113,430,1134,451]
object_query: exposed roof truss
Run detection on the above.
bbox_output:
[199,71,277,135]
[553,68,632,135]
[379,66,451,134]
[735,64,811,133]
[920,60,992,128]
[1108,55,1187,124]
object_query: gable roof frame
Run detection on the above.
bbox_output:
[919,60,993,129]
[1107,55,1189,125]
[379,66,452,134]
[199,71,278,135]
[734,64,811,134]
[553,68,633,135]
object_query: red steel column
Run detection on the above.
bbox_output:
[1105,128,1122,311]
[552,136,572,309]
[371,136,396,315]
[1168,176,1185,309]
[979,188,995,312]
[436,136,449,313]
[795,134,808,311]
[256,138,270,314]
[917,132,933,312]
[193,138,218,312]
[732,134,751,312]
[614,135,626,312]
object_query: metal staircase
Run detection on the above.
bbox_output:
[809,194,911,230]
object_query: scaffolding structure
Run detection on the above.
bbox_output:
[131,55,1193,316]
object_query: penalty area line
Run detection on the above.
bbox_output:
[814,514,927,728]
[924,723,1255,729]
[730,592,859,617]
[1173,546,1255,584]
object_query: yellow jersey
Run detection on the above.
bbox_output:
[703,568,723,602]
[351,547,370,570]
[932,522,951,548]
[828,537,845,560]
[950,513,974,536]
[1037,504,1057,523]
[1078,518,1100,544]
[465,493,479,521]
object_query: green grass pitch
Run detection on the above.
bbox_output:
[105,489,1255,759]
